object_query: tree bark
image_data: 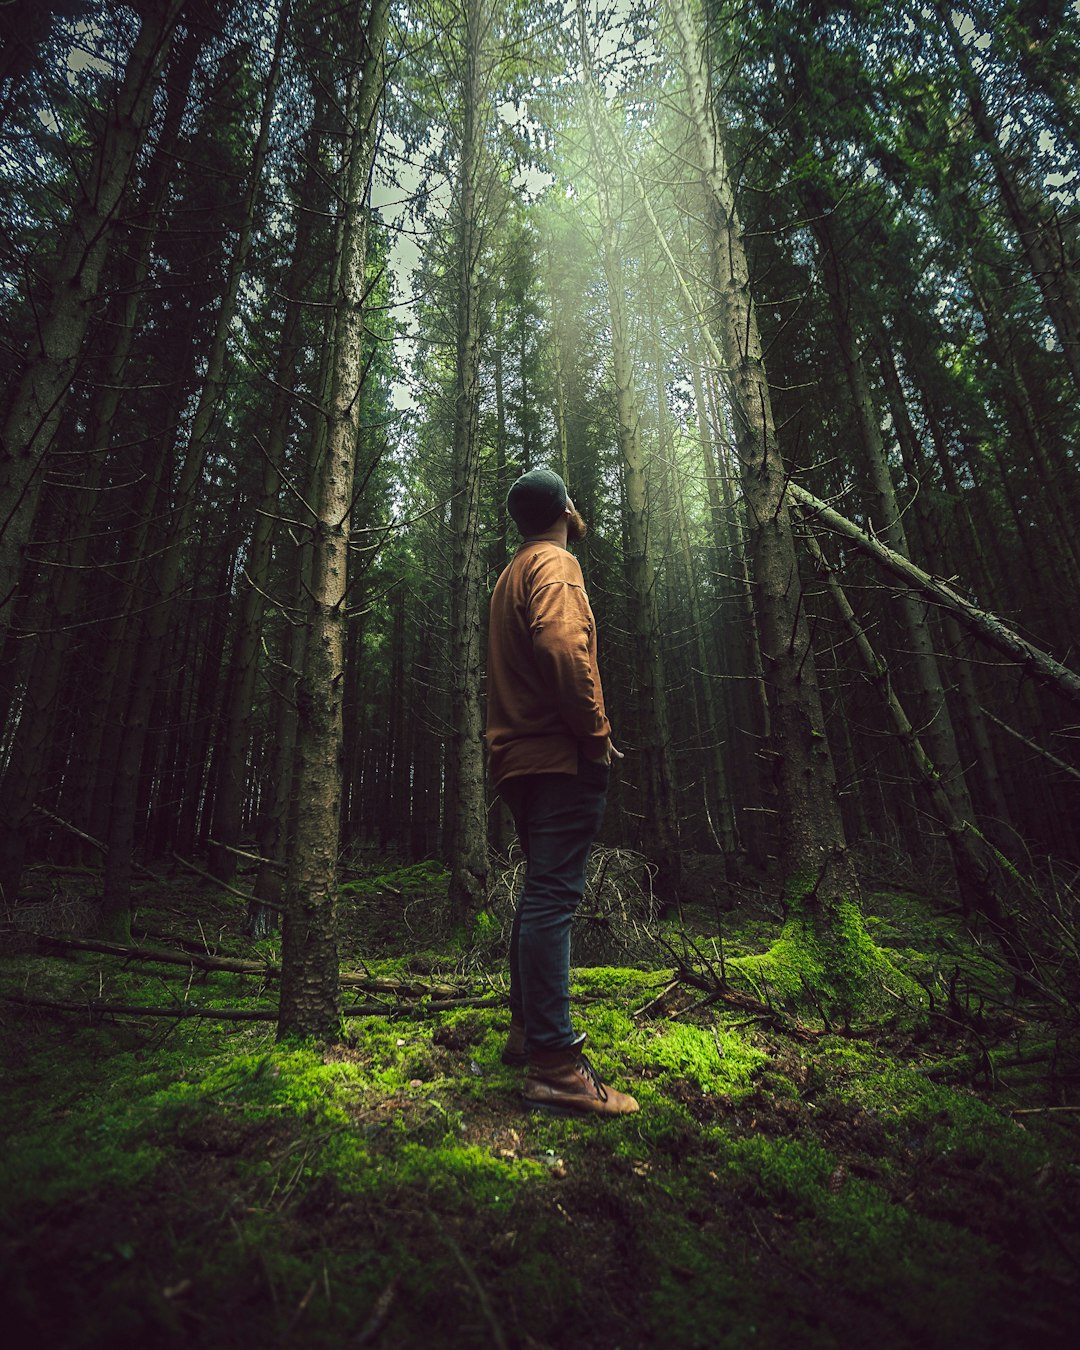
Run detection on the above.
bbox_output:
[277,0,390,1040]
[669,0,859,913]
[445,0,492,923]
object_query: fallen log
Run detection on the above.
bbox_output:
[5,993,278,1021]
[30,934,460,997]
[5,992,503,1022]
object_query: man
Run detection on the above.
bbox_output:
[486,467,639,1117]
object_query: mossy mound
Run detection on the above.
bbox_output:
[730,901,925,1025]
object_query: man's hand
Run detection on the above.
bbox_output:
[599,737,624,766]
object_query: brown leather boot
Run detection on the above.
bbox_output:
[523,1051,639,1117]
[501,1018,527,1067]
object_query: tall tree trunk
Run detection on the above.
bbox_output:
[669,0,860,918]
[0,1,184,614]
[445,0,491,923]
[277,0,390,1040]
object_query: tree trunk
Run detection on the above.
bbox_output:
[277,0,390,1040]
[665,0,923,1020]
[444,0,491,924]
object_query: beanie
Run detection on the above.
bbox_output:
[506,468,568,536]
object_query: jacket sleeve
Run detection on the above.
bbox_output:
[527,552,612,755]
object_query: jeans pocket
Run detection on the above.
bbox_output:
[578,754,610,789]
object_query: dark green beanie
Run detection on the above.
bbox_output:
[506,468,568,535]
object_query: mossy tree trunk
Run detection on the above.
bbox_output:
[277,0,390,1040]
[668,0,907,1017]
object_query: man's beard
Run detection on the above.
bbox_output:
[567,508,588,542]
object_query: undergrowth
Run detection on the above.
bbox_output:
[0,873,1078,1348]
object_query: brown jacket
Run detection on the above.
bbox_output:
[485,540,611,787]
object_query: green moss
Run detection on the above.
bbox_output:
[339,859,449,898]
[815,1035,1047,1177]
[730,899,925,1024]
[569,965,660,1000]
[392,1142,544,1209]
[648,1023,766,1097]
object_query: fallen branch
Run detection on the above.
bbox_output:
[654,933,818,1038]
[790,482,1080,712]
[172,853,286,911]
[31,934,461,997]
[5,991,503,1022]
[4,993,278,1021]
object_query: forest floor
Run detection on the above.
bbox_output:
[1,852,1079,1349]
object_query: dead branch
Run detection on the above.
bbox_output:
[172,853,286,910]
[205,839,287,873]
[30,805,161,880]
[30,934,462,997]
[980,708,1080,783]
[653,932,818,1038]
[4,994,278,1020]
[790,482,1080,712]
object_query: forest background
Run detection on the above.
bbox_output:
[1,0,1079,1345]
[1,0,1079,1025]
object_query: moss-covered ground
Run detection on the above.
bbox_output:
[1,864,1078,1348]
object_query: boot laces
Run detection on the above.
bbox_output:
[575,1052,608,1103]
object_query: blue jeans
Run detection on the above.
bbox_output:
[499,754,610,1055]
